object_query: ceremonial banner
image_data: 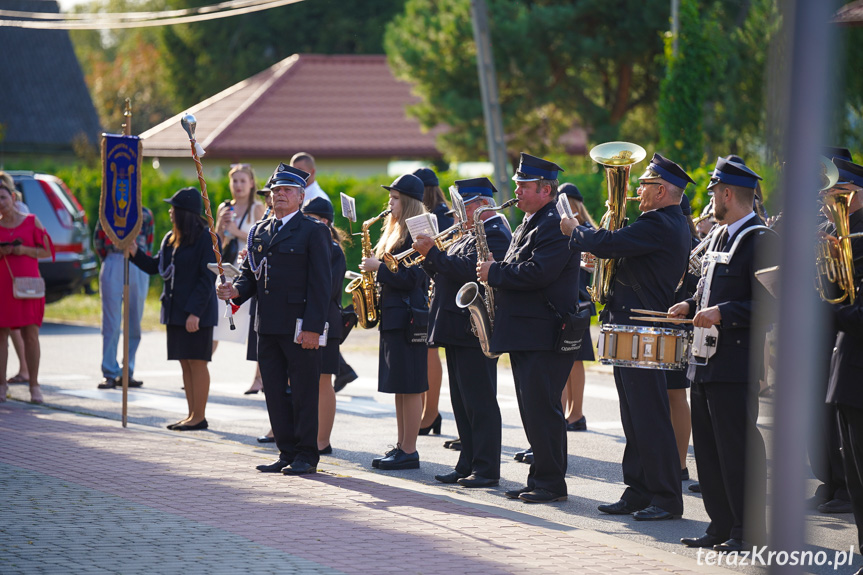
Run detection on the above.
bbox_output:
[100,134,143,251]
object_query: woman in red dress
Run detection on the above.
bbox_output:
[0,177,52,404]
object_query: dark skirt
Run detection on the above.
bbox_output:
[322,338,340,375]
[665,368,691,389]
[246,298,258,361]
[378,329,428,394]
[575,328,595,362]
[167,325,213,361]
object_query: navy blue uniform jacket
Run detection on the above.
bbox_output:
[487,200,581,352]
[570,204,690,325]
[376,234,429,331]
[422,215,511,347]
[232,214,331,336]
[683,216,778,383]
[327,239,347,341]
[131,230,218,327]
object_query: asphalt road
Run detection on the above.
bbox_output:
[6,321,859,575]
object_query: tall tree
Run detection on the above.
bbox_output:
[385,0,670,163]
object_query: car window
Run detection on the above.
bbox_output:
[41,178,78,216]
[17,178,67,242]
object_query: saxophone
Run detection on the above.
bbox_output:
[455,197,518,359]
[345,208,391,328]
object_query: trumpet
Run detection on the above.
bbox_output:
[381,222,463,272]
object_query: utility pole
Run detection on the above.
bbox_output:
[671,0,680,57]
[470,0,510,198]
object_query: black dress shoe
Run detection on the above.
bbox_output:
[505,486,531,499]
[378,449,420,470]
[688,482,701,493]
[633,505,679,521]
[372,447,399,468]
[457,474,499,488]
[566,416,587,431]
[256,459,290,473]
[98,377,117,390]
[333,367,358,392]
[166,421,186,430]
[418,413,442,435]
[282,460,317,475]
[522,452,534,465]
[448,439,462,451]
[681,468,690,481]
[127,377,143,388]
[319,445,333,455]
[172,419,208,431]
[256,435,275,443]
[435,470,467,484]
[598,499,647,515]
[681,534,725,548]
[519,488,567,503]
[817,498,853,513]
[513,447,531,462]
[713,538,746,553]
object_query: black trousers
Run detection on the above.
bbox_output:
[613,366,683,515]
[445,345,501,479]
[691,380,766,541]
[837,404,863,550]
[510,350,574,495]
[258,333,322,466]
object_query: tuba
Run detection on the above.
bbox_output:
[345,207,391,328]
[817,156,858,304]
[586,141,647,304]
[455,197,518,359]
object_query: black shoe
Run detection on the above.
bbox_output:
[418,413,442,436]
[598,499,647,515]
[98,377,117,389]
[282,460,317,475]
[817,498,853,513]
[505,486,531,499]
[127,377,143,388]
[681,468,690,481]
[172,419,208,431]
[566,416,587,431]
[448,439,462,451]
[633,505,679,521]
[319,445,333,455]
[457,474,499,488]
[806,493,829,509]
[443,438,456,449]
[166,421,186,430]
[256,435,275,443]
[333,367,358,392]
[713,539,746,553]
[435,470,467,484]
[522,452,534,465]
[378,449,420,470]
[513,447,531,462]
[681,534,725,548]
[688,482,701,493]
[256,459,290,473]
[519,488,567,503]
[372,447,399,468]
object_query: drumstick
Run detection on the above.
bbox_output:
[630,316,693,324]
[630,308,671,316]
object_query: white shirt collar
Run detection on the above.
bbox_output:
[725,211,757,240]
[278,210,299,227]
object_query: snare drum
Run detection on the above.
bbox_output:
[597,324,691,370]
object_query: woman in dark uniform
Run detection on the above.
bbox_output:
[129,187,217,431]
[360,174,430,470]
[302,198,348,455]
[413,167,451,436]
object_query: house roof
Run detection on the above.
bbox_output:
[140,54,441,160]
[0,0,102,153]
[835,1,863,26]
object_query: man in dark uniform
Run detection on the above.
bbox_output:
[217,165,332,476]
[670,157,777,551]
[561,153,692,521]
[477,153,581,503]
[825,158,863,563]
[414,177,511,487]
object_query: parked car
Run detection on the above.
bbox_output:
[8,171,98,303]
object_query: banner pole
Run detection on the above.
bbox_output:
[121,98,132,428]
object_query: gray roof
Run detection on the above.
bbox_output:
[0,0,102,153]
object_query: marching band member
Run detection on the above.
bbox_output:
[218,165,332,476]
[477,153,581,503]
[562,153,693,521]
[415,177,510,487]
[361,174,430,471]
[669,157,778,551]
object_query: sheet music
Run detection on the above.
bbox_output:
[406,213,438,239]
[340,193,357,222]
[556,194,575,219]
[755,265,780,299]
[294,319,329,346]
[449,186,467,225]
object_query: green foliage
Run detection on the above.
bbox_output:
[385,0,670,163]
[157,0,407,108]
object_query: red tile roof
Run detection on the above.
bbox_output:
[835,1,863,25]
[140,54,441,159]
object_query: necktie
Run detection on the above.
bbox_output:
[274,219,282,233]
[717,228,729,251]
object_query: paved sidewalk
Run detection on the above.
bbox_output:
[0,401,730,575]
